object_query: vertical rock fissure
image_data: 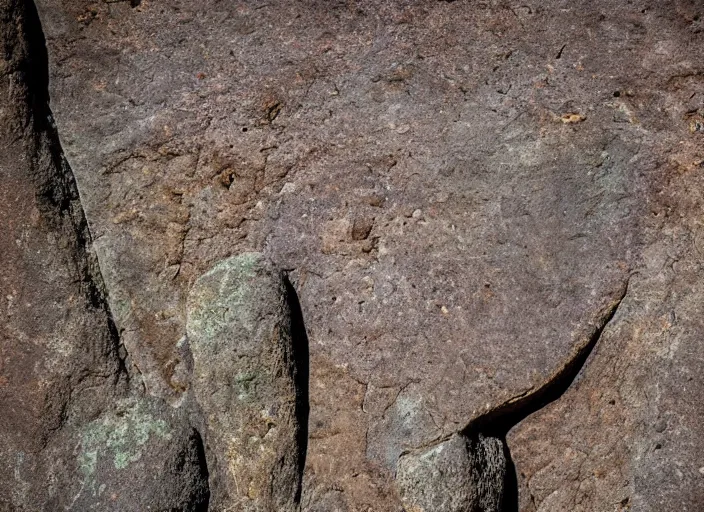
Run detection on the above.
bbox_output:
[20,4,212,510]
[23,0,127,381]
[460,278,630,511]
[284,274,311,504]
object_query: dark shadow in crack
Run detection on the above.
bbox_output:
[191,428,211,511]
[501,442,519,512]
[461,280,629,511]
[284,275,310,504]
[24,0,50,114]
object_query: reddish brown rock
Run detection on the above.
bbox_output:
[0,1,208,510]
[0,0,702,510]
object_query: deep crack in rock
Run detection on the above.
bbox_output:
[23,0,126,380]
[284,274,311,505]
[397,278,630,512]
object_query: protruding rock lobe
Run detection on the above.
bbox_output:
[187,253,304,511]
[396,433,505,512]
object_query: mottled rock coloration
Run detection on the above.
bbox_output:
[397,433,506,512]
[1,0,704,510]
[72,397,209,511]
[0,0,124,507]
[0,1,208,510]
[187,253,304,512]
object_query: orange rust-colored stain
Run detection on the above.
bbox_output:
[560,113,586,124]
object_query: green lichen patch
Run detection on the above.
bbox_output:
[77,399,172,496]
[186,252,265,347]
[234,371,261,402]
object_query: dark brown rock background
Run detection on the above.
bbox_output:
[1,0,703,510]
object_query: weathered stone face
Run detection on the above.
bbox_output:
[0,0,123,506]
[396,433,506,512]
[72,397,209,511]
[2,0,704,510]
[508,147,704,511]
[187,253,304,512]
[0,2,209,510]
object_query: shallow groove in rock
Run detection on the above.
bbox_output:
[461,278,630,511]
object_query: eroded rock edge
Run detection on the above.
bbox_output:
[397,278,630,512]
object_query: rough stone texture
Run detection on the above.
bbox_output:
[396,433,505,512]
[32,4,642,507]
[186,253,303,512]
[0,0,124,507]
[0,1,208,510]
[0,0,703,510]
[72,396,209,511]
[508,146,704,510]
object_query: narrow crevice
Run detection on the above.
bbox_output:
[463,279,629,438]
[500,442,519,512]
[190,428,211,512]
[23,0,128,382]
[461,278,630,511]
[283,275,311,505]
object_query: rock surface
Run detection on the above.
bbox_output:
[0,1,209,510]
[397,433,506,512]
[0,0,703,510]
[72,396,209,511]
[508,139,704,511]
[187,253,305,511]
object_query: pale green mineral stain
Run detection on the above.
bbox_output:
[187,252,263,344]
[234,371,259,401]
[77,399,172,495]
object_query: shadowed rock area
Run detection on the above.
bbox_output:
[1,0,704,510]
[0,1,211,510]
